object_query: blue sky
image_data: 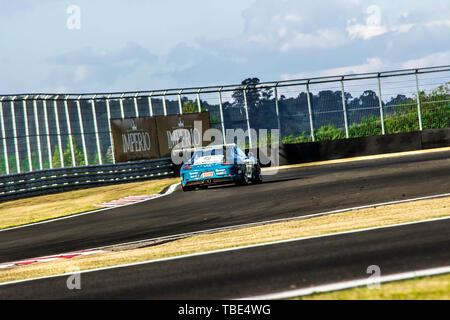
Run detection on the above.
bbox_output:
[1,0,449,94]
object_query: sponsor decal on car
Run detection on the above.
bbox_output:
[215,169,226,175]
[202,171,214,178]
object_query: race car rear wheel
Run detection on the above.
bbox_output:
[182,185,195,192]
[252,165,263,184]
[236,171,249,186]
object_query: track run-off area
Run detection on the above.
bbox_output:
[0,148,449,298]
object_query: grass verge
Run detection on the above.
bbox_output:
[0,177,180,229]
[0,196,449,284]
[296,273,450,300]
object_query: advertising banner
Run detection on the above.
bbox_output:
[110,112,210,162]
[110,117,160,162]
[155,112,210,158]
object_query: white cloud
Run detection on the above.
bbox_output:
[4,0,448,94]
[73,65,90,83]
[346,24,388,40]
[345,4,411,40]
[284,14,301,22]
[345,3,450,41]
[390,23,415,33]
[401,51,450,69]
[281,57,385,80]
[162,0,450,89]
[424,19,450,28]
[46,42,159,92]
[281,50,450,81]
[280,28,348,51]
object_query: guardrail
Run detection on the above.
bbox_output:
[0,158,174,202]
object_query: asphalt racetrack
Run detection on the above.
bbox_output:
[1,217,449,299]
[0,150,449,265]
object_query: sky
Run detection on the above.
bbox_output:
[0,0,449,94]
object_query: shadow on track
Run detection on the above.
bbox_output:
[198,176,306,190]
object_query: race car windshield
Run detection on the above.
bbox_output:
[191,148,223,160]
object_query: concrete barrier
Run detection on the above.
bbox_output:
[421,128,450,149]
[275,128,449,166]
[172,128,449,169]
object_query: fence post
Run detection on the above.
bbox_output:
[64,95,76,167]
[218,87,226,143]
[415,70,423,131]
[134,93,140,117]
[196,89,202,112]
[0,97,9,175]
[377,74,386,135]
[22,95,33,171]
[340,77,349,138]
[306,81,315,142]
[148,92,154,117]
[76,95,89,166]
[91,95,103,165]
[105,94,115,164]
[33,95,43,170]
[243,85,253,149]
[11,96,21,172]
[53,95,64,168]
[178,89,183,115]
[43,95,52,169]
[162,91,168,116]
[119,93,125,119]
[274,83,282,143]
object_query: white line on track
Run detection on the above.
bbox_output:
[0,183,180,232]
[239,265,450,300]
[1,215,449,287]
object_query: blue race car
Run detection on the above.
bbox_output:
[179,144,263,191]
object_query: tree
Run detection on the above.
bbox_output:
[182,100,203,114]
[63,136,85,167]
[106,146,114,164]
[232,77,261,107]
[260,87,273,101]
[359,90,378,108]
[0,156,6,175]
[387,94,411,106]
[52,144,62,168]
[52,136,85,167]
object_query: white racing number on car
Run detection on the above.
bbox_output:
[202,171,214,178]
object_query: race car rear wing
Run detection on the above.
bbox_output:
[172,143,237,154]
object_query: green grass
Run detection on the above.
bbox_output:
[296,273,450,300]
[0,177,179,229]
